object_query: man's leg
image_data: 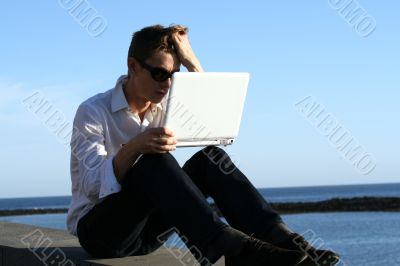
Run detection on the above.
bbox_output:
[78,151,310,266]
[77,152,231,264]
[77,190,174,258]
[182,146,290,242]
[182,146,340,265]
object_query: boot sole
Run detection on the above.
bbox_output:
[294,254,309,266]
[296,254,341,266]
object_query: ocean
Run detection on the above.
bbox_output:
[1,182,400,210]
[1,183,399,265]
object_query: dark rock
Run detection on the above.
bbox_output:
[1,197,399,217]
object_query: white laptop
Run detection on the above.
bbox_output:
[161,72,249,147]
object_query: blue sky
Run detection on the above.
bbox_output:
[0,1,399,198]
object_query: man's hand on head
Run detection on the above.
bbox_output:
[171,31,204,72]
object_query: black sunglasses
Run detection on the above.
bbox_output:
[133,56,177,82]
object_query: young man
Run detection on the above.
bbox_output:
[67,24,340,266]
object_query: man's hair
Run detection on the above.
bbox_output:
[128,24,188,61]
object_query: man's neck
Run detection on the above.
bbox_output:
[123,78,151,115]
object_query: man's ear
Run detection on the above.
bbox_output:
[127,57,137,75]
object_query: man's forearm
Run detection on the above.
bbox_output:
[184,58,204,72]
[186,60,204,72]
[112,143,141,184]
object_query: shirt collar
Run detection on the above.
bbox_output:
[111,75,129,113]
[111,75,164,113]
[151,102,164,113]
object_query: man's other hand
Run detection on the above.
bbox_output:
[133,127,177,154]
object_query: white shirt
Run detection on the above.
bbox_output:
[67,75,167,236]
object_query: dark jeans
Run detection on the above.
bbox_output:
[77,146,282,263]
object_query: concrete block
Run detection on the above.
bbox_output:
[0,221,224,266]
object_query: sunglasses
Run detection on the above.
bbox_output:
[133,56,177,82]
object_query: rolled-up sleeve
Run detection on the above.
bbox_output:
[70,103,121,202]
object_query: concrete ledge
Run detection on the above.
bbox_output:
[0,221,224,266]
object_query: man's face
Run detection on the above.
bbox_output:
[131,51,180,104]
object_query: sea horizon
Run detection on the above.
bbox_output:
[1,181,399,200]
[0,182,399,212]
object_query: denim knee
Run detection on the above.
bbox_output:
[201,146,227,163]
[134,152,180,172]
[201,146,237,175]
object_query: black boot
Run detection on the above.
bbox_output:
[274,233,340,266]
[205,226,307,266]
[258,223,340,266]
[224,233,307,266]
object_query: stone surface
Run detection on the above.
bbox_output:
[0,221,224,266]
